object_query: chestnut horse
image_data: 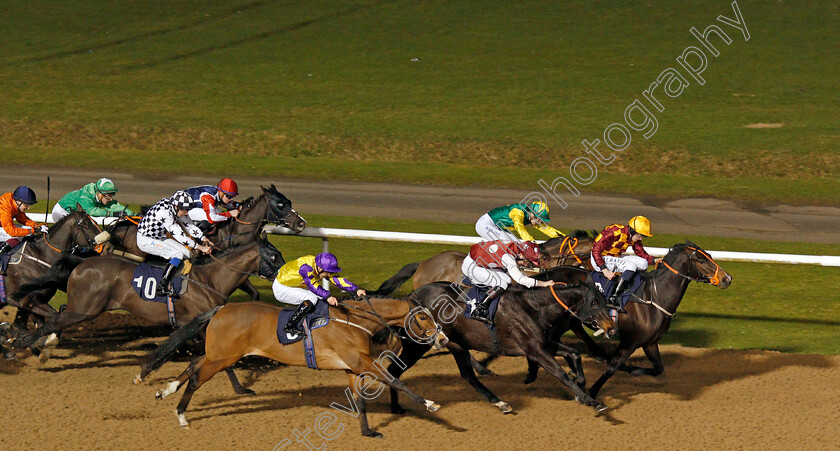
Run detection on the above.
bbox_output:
[144,298,448,437]
[524,241,733,400]
[387,277,617,415]
[372,230,595,297]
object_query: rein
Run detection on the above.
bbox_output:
[548,283,584,322]
[555,236,584,266]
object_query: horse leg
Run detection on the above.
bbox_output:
[387,338,431,414]
[449,345,513,414]
[588,345,636,400]
[554,342,586,388]
[353,354,439,414]
[473,353,498,375]
[166,355,239,428]
[16,310,96,364]
[621,342,664,376]
[523,358,541,385]
[225,368,255,395]
[347,372,381,438]
[237,279,260,301]
[526,345,606,412]
[156,356,202,400]
[570,320,610,361]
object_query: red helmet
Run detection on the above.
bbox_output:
[519,241,541,265]
[217,178,239,197]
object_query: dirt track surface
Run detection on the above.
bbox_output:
[4,166,840,244]
[1,311,837,451]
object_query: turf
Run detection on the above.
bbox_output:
[1,1,838,204]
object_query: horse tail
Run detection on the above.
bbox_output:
[371,262,421,296]
[139,306,223,379]
[11,254,84,300]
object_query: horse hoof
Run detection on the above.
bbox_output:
[176,411,189,428]
[424,399,440,412]
[363,431,384,439]
[235,387,256,396]
[3,350,16,360]
[494,401,514,414]
[523,375,536,385]
[133,374,144,385]
[595,403,609,413]
[155,389,166,400]
[391,405,407,415]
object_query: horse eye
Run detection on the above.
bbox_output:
[277,203,284,208]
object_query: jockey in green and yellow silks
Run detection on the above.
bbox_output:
[476,201,564,243]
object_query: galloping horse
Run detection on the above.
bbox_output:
[86,184,305,300]
[14,235,285,370]
[143,298,449,437]
[387,278,617,414]
[524,241,733,400]
[1,210,104,329]
[372,230,596,297]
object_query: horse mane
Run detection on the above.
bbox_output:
[239,196,256,208]
[191,239,258,266]
[571,229,597,239]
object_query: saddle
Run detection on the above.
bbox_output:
[0,240,28,275]
[591,271,644,309]
[457,279,501,330]
[275,302,330,345]
[276,302,331,370]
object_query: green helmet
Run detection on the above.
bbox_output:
[529,201,550,222]
[94,178,118,194]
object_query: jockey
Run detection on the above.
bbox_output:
[591,216,656,310]
[476,201,565,243]
[136,191,212,297]
[0,186,48,254]
[273,252,366,335]
[461,240,554,323]
[51,178,134,222]
[182,178,240,231]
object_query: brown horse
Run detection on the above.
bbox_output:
[372,230,595,297]
[143,298,448,437]
[387,277,617,415]
[13,235,285,370]
[524,241,733,400]
[1,210,105,359]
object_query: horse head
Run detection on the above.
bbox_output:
[257,234,285,279]
[665,241,732,289]
[403,303,448,350]
[48,209,107,254]
[262,184,306,233]
[575,279,618,339]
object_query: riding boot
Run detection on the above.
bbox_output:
[606,278,628,310]
[156,263,180,298]
[473,286,504,324]
[284,300,315,336]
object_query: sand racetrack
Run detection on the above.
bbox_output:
[1,309,838,451]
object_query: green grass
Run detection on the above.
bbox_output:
[1,1,838,204]
[43,214,840,355]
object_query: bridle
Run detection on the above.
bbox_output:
[544,236,587,267]
[43,213,103,255]
[656,246,723,286]
[337,297,440,343]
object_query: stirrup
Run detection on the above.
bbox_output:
[284,324,306,336]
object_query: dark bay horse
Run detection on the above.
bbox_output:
[372,230,596,297]
[387,279,617,415]
[13,236,285,368]
[144,298,448,437]
[92,184,305,299]
[2,210,104,331]
[524,241,733,400]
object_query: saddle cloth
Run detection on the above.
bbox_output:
[458,282,501,330]
[591,271,643,308]
[131,264,187,303]
[275,301,331,345]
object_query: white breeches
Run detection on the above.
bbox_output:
[51,203,70,223]
[272,279,320,305]
[136,234,191,260]
[461,255,511,290]
[0,226,32,242]
[592,254,649,273]
[475,213,521,242]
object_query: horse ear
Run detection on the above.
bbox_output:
[261,232,267,241]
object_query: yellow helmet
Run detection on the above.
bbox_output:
[629,216,652,237]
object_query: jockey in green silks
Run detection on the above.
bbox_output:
[475,201,565,243]
[51,178,134,222]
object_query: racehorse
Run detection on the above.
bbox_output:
[372,230,595,297]
[13,235,285,374]
[1,210,105,335]
[386,278,618,415]
[143,298,449,437]
[93,184,305,300]
[523,241,733,400]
